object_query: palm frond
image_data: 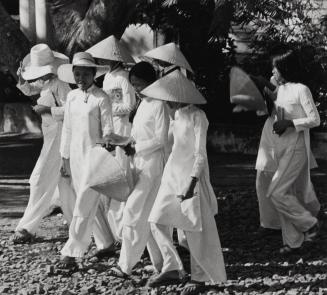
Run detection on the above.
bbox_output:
[162,0,178,7]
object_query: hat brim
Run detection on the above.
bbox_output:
[21,51,69,81]
[57,64,109,84]
[86,36,135,64]
[141,69,206,105]
[144,43,194,74]
[229,67,267,112]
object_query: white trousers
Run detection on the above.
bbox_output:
[118,176,163,275]
[107,198,125,241]
[118,221,163,275]
[256,170,281,229]
[269,149,317,248]
[93,197,115,250]
[150,198,227,283]
[61,187,114,257]
[16,176,75,234]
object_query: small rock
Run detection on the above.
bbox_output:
[107,258,115,266]
[35,284,45,294]
[144,265,156,273]
[61,290,75,295]
[18,289,28,295]
[46,265,54,275]
[88,257,98,263]
[0,286,10,293]
[81,285,96,293]
[87,268,96,275]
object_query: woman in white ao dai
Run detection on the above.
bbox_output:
[145,70,226,294]
[256,50,320,254]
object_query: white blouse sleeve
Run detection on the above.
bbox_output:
[112,78,136,116]
[60,93,72,159]
[135,101,169,156]
[292,85,320,132]
[190,110,209,178]
[50,80,71,122]
[99,95,114,138]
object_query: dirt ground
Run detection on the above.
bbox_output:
[1,153,327,295]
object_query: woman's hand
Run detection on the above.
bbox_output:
[177,177,198,202]
[264,86,277,101]
[32,105,51,115]
[124,142,136,156]
[273,119,294,136]
[102,137,116,152]
[60,158,71,178]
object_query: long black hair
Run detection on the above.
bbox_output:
[272,50,304,83]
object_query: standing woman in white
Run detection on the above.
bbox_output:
[87,35,136,242]
[110,61,170,277]
[146,70,227,294]
[256,50,320,254]
[12,44,74,243]
[58,52,116,268]
[146,71,226,294]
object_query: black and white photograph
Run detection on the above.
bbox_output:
[0,0,327,294]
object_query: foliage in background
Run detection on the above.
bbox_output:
[131,0,327,128]
[2,0,327,128]
[130,0,237,122]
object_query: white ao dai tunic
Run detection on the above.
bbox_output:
[16,77,72,233]
[60,84,114,257]
[149,105,218,231]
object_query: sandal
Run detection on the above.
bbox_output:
[181,280,205,295]
[113,240,121,250]
[109,265,129,279]
[57,256,77,270]
[279,245,293,255]
[304,222,320,242]
[147,270,183,287]
[11,229,34,244]
[90,245,116,259]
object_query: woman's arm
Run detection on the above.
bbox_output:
[191,109,209,178]
[60,94,72,160]
[292,85,320,131]
[50,80,71,121]
[134,101,170,156]
[178,109,209,201]
[99,94,114,140]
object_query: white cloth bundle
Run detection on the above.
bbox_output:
[230,67,267,113]
[84,146,131,202]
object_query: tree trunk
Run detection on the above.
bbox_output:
[47,0,139,57]
[0,2,30,80]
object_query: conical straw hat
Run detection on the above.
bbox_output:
[86,35,135,64]
[144,42,194,73]
[230,67,267,112]
[58,52,109,84]
[22,43,69,80]
[141,69,206,105]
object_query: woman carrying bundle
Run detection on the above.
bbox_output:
[110,61,170,278]
[58,52,118,268]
